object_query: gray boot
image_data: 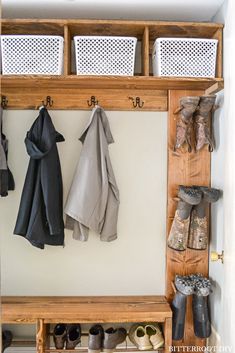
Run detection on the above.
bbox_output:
[66,324,81,350]
[103,327,127,353]
[168,186,202,251]
[53,324,67,349]
[188,187,221,250]
[88,325,104,353]
[174,96,200,152]
[172,275,194,340]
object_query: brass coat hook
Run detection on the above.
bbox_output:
[129,96,144,108]
[42,96,53,108]
[87,96,99,107]
[1,95,8,109]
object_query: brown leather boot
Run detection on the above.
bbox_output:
[188,186,220,250]
[194,95,218,152]
[174,96,200,152]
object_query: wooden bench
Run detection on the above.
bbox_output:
[1,296,172,353]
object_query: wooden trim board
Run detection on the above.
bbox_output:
[166,90,210,346]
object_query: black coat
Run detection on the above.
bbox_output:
[14,108,65,249]
[0,107,15,197]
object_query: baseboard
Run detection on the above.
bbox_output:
[207,325,221,350]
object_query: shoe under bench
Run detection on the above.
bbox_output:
[1,295,172,353]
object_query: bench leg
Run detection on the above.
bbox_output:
[164,317,172,353]
[37,319,46,353]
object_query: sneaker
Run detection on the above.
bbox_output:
[129,324,152,350]
[145,324,164,349]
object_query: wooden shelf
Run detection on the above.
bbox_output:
[1,75,224,91]
[0,18,224,110]
[1,19,223,38]
[1,75,224,111]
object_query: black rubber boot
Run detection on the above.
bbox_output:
[191,275,211,338]
[172,291,187,340]
[171,275,194,340]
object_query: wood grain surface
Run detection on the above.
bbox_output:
[2,296,172,324]
[166,90,210,347]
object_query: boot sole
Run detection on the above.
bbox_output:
[152,340,165,349]
[136,345,153,350]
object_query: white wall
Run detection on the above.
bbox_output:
[0,110,167,297]
[2,0,224,21]
[210,0,235,350]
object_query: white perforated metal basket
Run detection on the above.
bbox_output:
[1,35,64,75]
[74,36,137,76]
[152,38,218,78]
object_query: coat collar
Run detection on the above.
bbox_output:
[79,105,114,144]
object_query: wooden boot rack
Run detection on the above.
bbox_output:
[1,18,224,351]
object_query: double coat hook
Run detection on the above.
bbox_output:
[87,96,99,107]
[129,96,144,108]
[42,96,53,108]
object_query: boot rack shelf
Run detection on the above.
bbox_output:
[1,296,172,353]
[0,18,224,111]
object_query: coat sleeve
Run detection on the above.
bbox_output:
[40,147,64,235]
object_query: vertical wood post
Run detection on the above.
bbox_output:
[142,26,150,76]
[164,317,172,353]
[64,24,71,75]
[166,90,210,347]
[213,28,223,78]
[36,319,46,353]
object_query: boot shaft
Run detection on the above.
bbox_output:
[174,96,200,152]
[194,95,217,152]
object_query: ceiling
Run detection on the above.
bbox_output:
[2,0,225,22]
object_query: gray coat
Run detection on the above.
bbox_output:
[65,106,119,241]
